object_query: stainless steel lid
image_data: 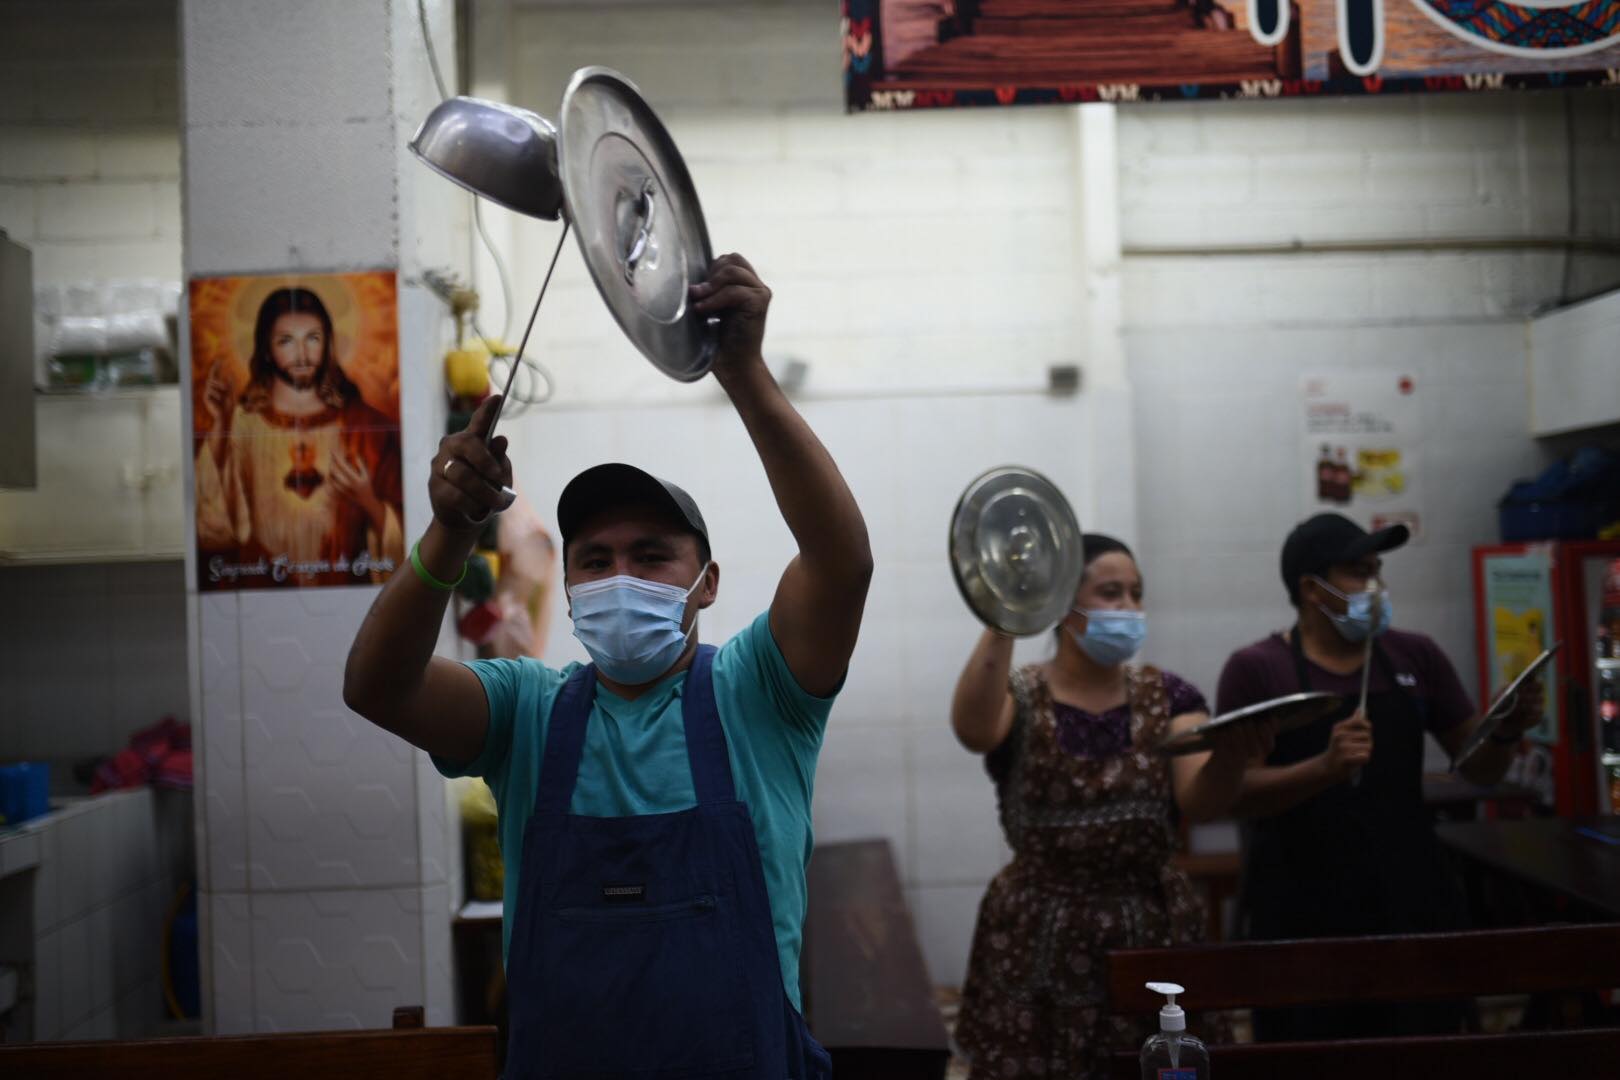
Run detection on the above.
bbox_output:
[558,66,717,382]
[408,96,564,221]
[949,466,1084,637]
[1451,640,1560,770]
[1157,691,1344,756]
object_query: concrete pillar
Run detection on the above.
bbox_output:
[179,0,467,1033]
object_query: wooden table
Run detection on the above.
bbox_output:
[801,839,951,1079]
[1435,817,1620,918]
[1421,773,1540,819]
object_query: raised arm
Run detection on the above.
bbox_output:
[691,254,873,698]
[950,627,1017,753]
[343,395,515,764]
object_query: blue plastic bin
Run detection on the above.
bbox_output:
[0,762,50,827]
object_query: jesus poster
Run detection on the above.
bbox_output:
[189,270,404,592]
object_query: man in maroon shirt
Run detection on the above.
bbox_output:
[1217,513,1541,1040]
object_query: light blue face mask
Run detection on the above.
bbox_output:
[1311,576,1392,643]
[568,563,709,685]
[1068,609,1148,666]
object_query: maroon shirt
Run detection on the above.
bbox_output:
[1216,628,1474,737]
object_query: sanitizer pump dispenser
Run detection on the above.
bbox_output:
[1139,981,1210,1079]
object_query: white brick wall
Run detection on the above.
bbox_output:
[0,2,189,794]
[1118,89,1620,777]
[0,0,182,286]
[490,3,1620,992]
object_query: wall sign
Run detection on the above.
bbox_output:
[1300,371,1424,541]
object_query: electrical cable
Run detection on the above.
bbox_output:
[416,0,556,413]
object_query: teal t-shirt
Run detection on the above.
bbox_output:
[433,612,831,1008]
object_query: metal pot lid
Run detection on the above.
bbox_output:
[558,66,717,382]
[1451,640,1560,771]
[949,466,1084,637]
[1157,691,1344,757]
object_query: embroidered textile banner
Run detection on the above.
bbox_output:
[844,0,1620,110]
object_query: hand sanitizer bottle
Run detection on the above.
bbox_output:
[1139,981,1209,1080]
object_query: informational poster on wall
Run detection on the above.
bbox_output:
[189,270,404,591]
[1481,550,1560,747]
[843,0,1620,111]
[1300,371,1424,541]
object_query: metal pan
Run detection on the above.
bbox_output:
[1451,641,1561,771]
[948,466,1083,637]
[1157,690,1344,757]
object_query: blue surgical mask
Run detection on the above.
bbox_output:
[568,563,709,685]
[1311,576,1392,643]
[1068,609,1148,666]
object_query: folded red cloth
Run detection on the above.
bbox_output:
[152,748,193,790]
[91,747,149,794]
[90,717,195,792]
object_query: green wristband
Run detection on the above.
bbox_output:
[410,541,467,592]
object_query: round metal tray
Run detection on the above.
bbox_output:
[1157,691,1344,756]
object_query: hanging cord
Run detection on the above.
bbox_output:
[416,0,556,414]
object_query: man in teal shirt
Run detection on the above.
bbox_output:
[345,254,872,1078]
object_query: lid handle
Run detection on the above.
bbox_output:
[623,179,657,284]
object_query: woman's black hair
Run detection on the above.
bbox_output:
[1055,534,1136,641]
[1081,533,1133,570]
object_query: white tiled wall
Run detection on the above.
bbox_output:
[0,789,171,1042]
[0,561,190,766]
[180,0,465,1035]
[0,0,182,286]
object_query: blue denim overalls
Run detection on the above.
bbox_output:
[503,645,832,1079]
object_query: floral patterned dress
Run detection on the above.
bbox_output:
[955,663,1210,1079]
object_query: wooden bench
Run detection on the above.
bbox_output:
[801,839,952,1079]
[0,1007,498,1079]
[1105,924,1620,1079]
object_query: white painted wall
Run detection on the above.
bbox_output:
[486,0,1119,990]
[0,0,182,285]
[0,2,189,780]
[1118,91,1620,735]
[487,3,1619,990]
[1529,289,1620,436]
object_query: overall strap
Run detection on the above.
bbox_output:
[681,645,736,805]
[535,663,598,816]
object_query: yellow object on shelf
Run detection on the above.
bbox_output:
[445,341,492,398]
[454,777,503,902]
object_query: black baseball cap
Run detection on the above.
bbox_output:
[1280,513,1409,605]
[556,463,709,560]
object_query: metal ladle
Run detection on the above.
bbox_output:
[409,96,572,443]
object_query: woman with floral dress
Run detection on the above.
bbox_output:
[950,534,1270,1079]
